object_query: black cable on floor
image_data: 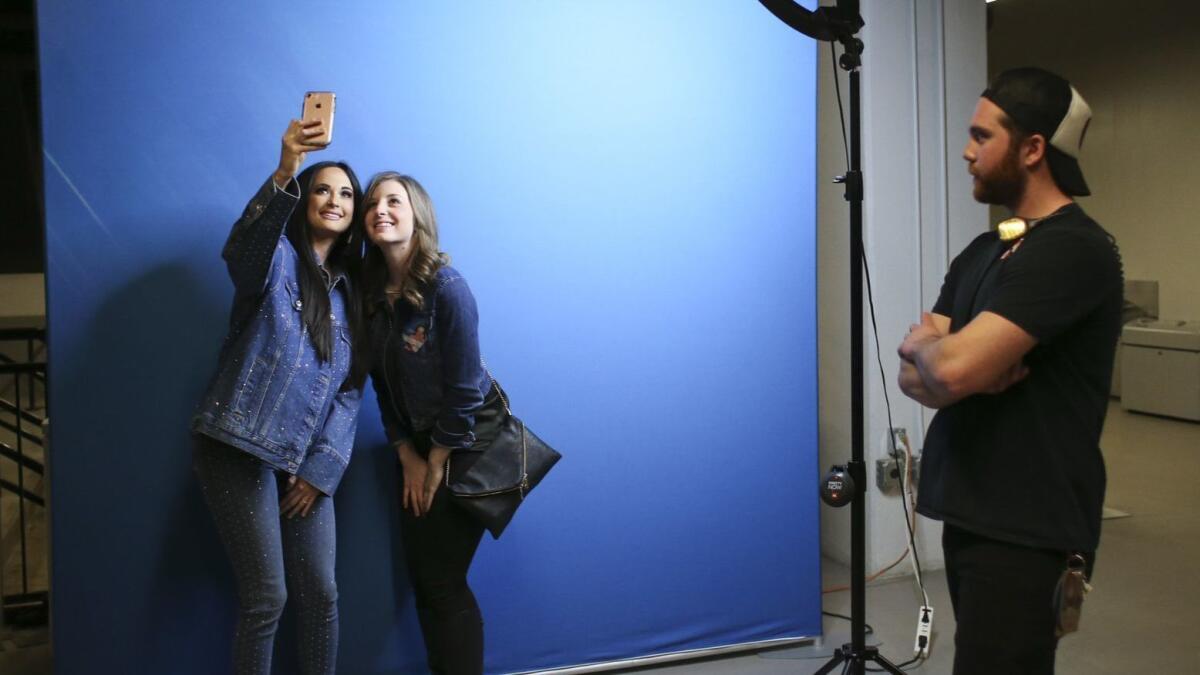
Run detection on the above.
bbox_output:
[866,654,926,672]
[821,610,874,636]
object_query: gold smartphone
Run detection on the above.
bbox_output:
[302,91,336,145]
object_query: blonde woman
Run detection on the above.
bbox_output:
[361,172,503,675]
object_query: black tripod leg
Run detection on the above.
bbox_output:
[814,645,909,675]
[864,649,908,674]
[812,645,848,674]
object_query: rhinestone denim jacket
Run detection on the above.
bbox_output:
[192,176,362,495]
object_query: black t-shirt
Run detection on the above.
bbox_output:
[917,203,1123,553]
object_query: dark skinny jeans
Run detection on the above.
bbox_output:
[398,387,510,675]
[194,435,339,675]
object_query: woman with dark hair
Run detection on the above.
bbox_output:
[191,118,367,675]
[362,172,502,675]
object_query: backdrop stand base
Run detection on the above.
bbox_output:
[757,633,881,660]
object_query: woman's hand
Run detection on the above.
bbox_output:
[272,119,328,187]
[280,475,321,519]
[423,446,452,514]
[396,441,430,517]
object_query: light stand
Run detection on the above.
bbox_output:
[757,2,905,673]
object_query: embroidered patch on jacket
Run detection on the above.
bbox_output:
[402,324,428,353]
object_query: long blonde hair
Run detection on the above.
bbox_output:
[363,172,450,310]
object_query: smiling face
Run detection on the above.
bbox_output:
[305,166,356,238]
[364,178,416,253]
[963,97,1027,208]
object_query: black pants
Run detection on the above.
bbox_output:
[400,480,485,675]
[400,387,506,675]
[943,524,1088,675]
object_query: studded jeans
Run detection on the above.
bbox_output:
[194,435,339,675]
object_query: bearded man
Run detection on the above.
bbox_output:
[897,67,1123,675]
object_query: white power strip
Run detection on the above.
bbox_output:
[914,605,933,657]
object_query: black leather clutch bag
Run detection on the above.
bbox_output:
[445,376,560,539]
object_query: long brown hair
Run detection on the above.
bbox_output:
[362,172,449,311]
[285,161,368,390]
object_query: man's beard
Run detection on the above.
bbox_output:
[973,144,1025,207]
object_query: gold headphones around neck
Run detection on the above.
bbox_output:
[996,204,1073,242]
[997,218,1031,242]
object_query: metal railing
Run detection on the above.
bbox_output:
[0,324,48,627]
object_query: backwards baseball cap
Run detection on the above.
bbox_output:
[983,67,1093,196]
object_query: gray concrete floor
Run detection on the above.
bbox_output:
[1,401,1196,674]
[612,401,1200,674]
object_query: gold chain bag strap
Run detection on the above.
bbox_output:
[443,360,561,539]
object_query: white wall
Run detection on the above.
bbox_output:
[988,0,1200,319]
[818,0,988,574]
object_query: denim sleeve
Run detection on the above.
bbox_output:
[370,369,413,447]
[297,384,363,496]
[431,276,487,450]
[221,176,300,296]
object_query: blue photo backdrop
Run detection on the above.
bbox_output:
[38,1,820,672]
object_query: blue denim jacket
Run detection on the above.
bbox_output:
[192,177,362,495]
[369,266,490,451]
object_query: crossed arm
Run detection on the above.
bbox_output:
[897,310,1037,409]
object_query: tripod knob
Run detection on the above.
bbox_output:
[821,464,855,507]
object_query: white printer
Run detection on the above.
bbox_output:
[1120,318,1200,421]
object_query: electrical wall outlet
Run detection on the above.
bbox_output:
[875,454,920,493]
[875,426,920,493]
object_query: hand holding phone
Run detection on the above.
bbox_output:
[273,117,329,187]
